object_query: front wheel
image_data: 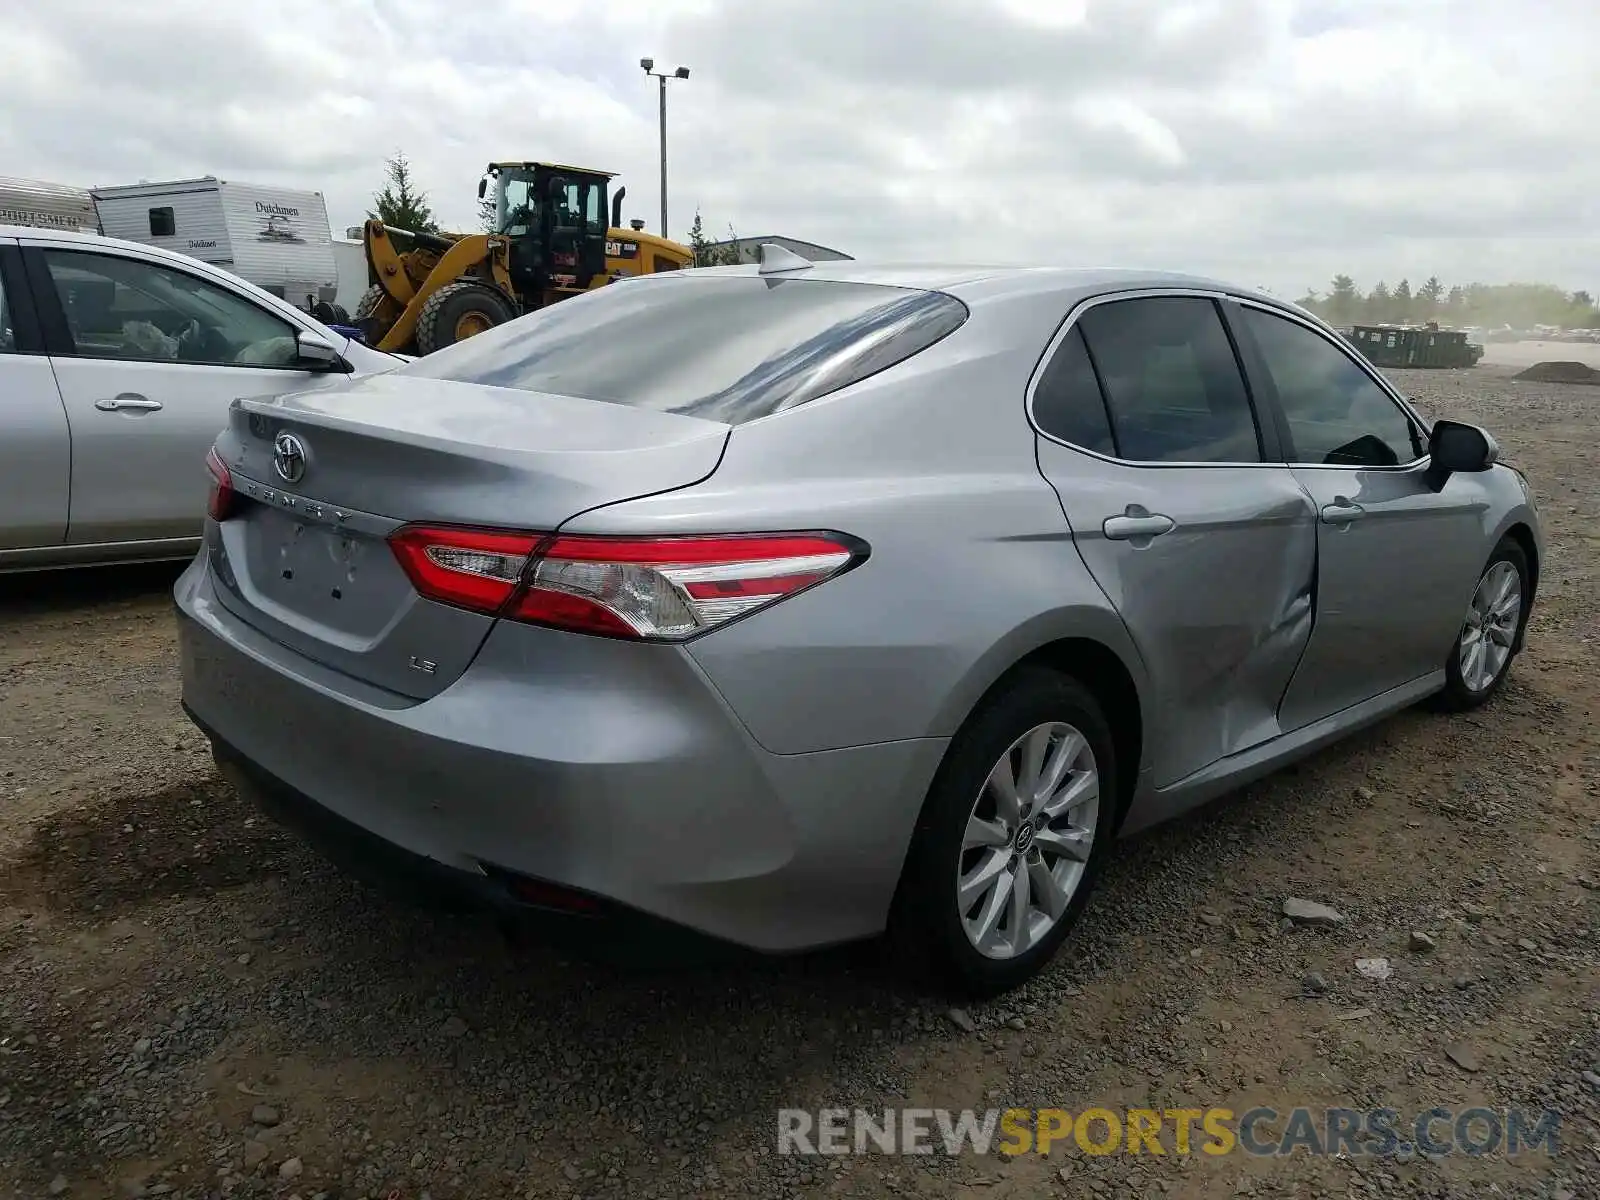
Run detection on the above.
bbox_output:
[891,667,1117,997]
[414,283,515,356]
[1431,538,1530,711]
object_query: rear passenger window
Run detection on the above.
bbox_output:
[1032,325,1115,455]
[1077,297,1262,463]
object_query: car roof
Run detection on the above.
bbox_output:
[648,259,1295,313]
[0,223,231,270]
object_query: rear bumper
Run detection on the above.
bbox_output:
[174,551,946,953]
[192,709,727,958]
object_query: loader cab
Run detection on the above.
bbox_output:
[483,161,610,299]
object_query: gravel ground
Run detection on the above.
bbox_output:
[2,364,1596,1200]
[1477,340,1600,372]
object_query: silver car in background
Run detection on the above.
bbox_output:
[0,226,401,572]
[175,257,1540,995]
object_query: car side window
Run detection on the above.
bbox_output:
[39,249,302,369]
[1032,324,1116,455]
[1076,296,1262,463]
[1240,306,1424,467]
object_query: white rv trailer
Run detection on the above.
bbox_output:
[331,236,371,313]
[91,177,339,309]
[0,176,99,232]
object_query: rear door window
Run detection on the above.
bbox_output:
[1031,324,1116,455]
[402,276,968,424]
[1076,296,1262,464]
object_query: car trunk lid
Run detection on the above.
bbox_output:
[205,372,730,699]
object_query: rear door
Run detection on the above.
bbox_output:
[0,241,71,551]
[1231,302,1488,730]
[1031,292,1319,789]
[22,242,348,546]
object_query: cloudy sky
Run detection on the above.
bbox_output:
[3,0,1596,297]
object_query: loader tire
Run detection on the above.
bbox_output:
[352,285,395,347]
[414,283,515,356]
[354,285,388,318]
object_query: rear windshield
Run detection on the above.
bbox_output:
[399,275,969,424]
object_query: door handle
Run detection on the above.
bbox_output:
[1103,509,1175,541]
[95,394,163,412]
[1319,497,1365,525]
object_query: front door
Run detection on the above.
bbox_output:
[1231,302,1487,730]
[25,244,332,545]
[1031,294,1319,788]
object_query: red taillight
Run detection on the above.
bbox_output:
[388,526,540,613]
[205,447,236,521]
[388,526,864,641]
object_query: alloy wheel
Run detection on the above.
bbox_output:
[957,721,1100,960]
[1459,560,1522,693]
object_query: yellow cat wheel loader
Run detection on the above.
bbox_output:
[354,162,694,356]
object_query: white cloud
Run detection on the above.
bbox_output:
[2,0,1596,295]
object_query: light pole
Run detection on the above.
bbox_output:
[640,58,690,240]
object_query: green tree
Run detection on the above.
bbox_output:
[1368,280,1392,323]
[686,208,742,267]
[1418,276,1444,316]
[368,151,440,233]
[1327,274,1359,327]
[1305,274,1598,329]
[1393,278,1413,323]
[478,195,497,232]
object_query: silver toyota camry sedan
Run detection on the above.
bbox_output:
[175,254,1541,995]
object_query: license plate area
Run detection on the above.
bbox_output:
[239,503,411,639]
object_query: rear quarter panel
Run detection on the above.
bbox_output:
[558,292,1151,757]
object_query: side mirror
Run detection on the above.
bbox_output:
[295,330,345,371]
[477,177,487,199]
[1424,419,1497,490]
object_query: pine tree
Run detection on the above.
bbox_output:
[686,209,743,266]
[368,152,440,233]
[1393,278,1414,323]
[1419,276,1444,316]
[1328,275,1359,327]
[687,209,712,265]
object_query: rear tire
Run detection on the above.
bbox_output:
[353,285,388,318]
[1429,538,1530,712]
[352,285,394,346]
[890,667,1118,998]
[414,283,516,356]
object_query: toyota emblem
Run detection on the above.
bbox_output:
[272,432,307,484]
